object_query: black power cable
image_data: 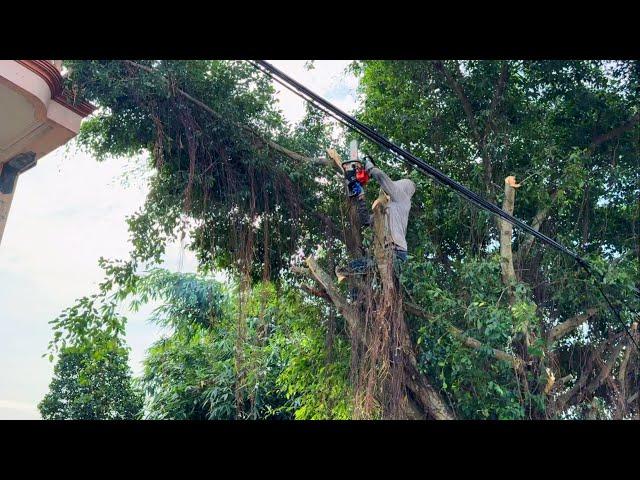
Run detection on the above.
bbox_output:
[249,60,639,352]
[252,61,584,262]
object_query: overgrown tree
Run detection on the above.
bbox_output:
[56,60,639,419]
[352,60,639,419]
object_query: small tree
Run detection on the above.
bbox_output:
[39,297,142,420]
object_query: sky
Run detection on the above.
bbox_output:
[0,60,358,419]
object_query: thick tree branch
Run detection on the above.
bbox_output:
[575,340,627,406]
[516,205,551,261]
[298,257,454,419]
[304,257,354,322]
[555,330,627,410]
[548,308,598,343]
[299,283,331,302]
[616,322,638,418]
[616,346,633,418]
[555,348,598,410]
[123,60,339,172]
[403,361,455,420]
[404,302,524,371]
[499,176,520,303]
[589,112,640,152]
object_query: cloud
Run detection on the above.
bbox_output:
[0,142,164,418]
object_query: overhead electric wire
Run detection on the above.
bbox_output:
[249,60,639,352]
[252,61,355,133]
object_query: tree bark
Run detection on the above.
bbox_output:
[303,256,454,419]
[548,308,598,343]
[299,193,455,420]
[515,191,558,265]
[499,176,520,305]
[589,112,640,152]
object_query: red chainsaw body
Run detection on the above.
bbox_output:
[355,167,370,186]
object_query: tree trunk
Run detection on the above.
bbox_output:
[499,176,520,305]
[303,191,455,420]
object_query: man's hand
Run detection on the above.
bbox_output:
[363,156,375,173]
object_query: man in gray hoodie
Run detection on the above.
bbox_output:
[364,157,416,261]
[336,157,416,281]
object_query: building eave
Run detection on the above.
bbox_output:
[15,60,96,117]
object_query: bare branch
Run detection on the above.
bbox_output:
[579,340,627,403]
[516,207,549,260]
[299,284,331,302]
[556,331,627,409]
[291,265,310,276]
[548,308,598,343]
[499,176,520,303]
[616,322,638,418]
[589,112,640,151]
[304,257,354,324]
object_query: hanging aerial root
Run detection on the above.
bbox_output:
[301,255,454,419]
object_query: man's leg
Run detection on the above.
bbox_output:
[335,257,375,283]
[337,250,405,281]
[354,195,371,227]
[392,248,408,281]
[347,180,371,228]
[394,249,408,262]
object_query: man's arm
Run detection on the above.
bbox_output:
[364,159,401,200]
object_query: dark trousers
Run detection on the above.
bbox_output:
[392,248,407,279]
[354,195,371,227]
[394,248,408,262]
[340,248,408,276]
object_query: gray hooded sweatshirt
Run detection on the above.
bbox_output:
[368,167,416,252]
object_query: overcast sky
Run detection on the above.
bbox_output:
[0,60,358,419]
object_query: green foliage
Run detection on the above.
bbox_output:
[39,297,142,420]
[353,60,638,418]
[269,290,352,419]
[140,325,238,420]
[65,60,334,281]
[120,269,351,419]
[51,60,639,420]
[130,271,288,419]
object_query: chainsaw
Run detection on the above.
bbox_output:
[341,140,371,197]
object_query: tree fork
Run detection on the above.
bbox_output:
[301,262,454,419]
[302,192,455,419]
